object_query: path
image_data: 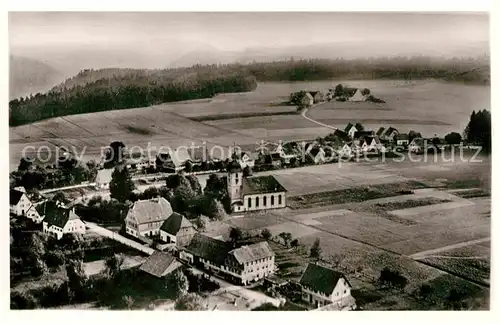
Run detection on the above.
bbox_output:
[301,105,338,131]
[408,237,491,260]
[85,221,155,255]
[189,267,281,309]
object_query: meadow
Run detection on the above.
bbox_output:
[9,80,490,170]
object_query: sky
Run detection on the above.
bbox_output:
[9,12,489,51]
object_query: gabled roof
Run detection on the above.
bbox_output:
[242,175,287,195]
[299,263,348,295]
[229,241,274,264]
[35,200,59,216]
[43,207,81,229]
[127,197,173,225]
[395,133,409,141]
[10,189,25,206]
[353,131,375,139]
[185,233,233,265]
[376,127,386,137]
[96,168,113,184]
[385,127,399,135]
[227,160,243,173]
[303,92,314,100]
[344,123,356,133]
[364,136,381,145]
[343,87,358,97]
[139,251,180,278]
[160,212,193,235]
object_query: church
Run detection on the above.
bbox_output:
[226,160,287,213]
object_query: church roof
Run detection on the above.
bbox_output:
[242,175,287,195]
[227,160,243,173]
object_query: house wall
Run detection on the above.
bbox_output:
[243,192,286,211]
[11,194,32,216]
[301,278,351,307]
[63,218,86,235]
[125,217,164,238]
[26,206,42,223]
[240,256,275,284]
[176,226,197,247]
[43,222,64,240]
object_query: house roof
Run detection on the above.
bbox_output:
[43,207,81,229]
[229,241,274,264]
[160,212,193,235]
[385,127,399,135]
[169,149,192,167]
[299,263,347,295]
[185,233,233,265]
[303,92,314,100]
[127,197,173,225]
[376,127,386,136]
[363,136,381,145]
[395,133,409,141]
[343,87,358,97]
[353,131,375,139]
[95,168,113,184]
[242,175,287,196]
[35,200,58,216]
[227,160,243,173]
[344,123,356,133]
[10,189,25,206]
[139,251,180,278]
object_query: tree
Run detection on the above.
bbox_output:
[279,232,292,247]
[122,295,134,310]
[229,227,243,243]
[18,157,32,172]
[290,239,299,248]
[334,84,344,97]
[354,123,365,132]
[243,165,253,177]
[184,160,193,173]
[310,238,322,260]
[408,130,422,143]
[109,166,135,202]
[104,141,126,168]
[52,191,69,204]
[65,259,87,302]
[261,228,272,241]
[361,88,371,96]
[378,267,408,289]
[464,109,491,152]
[444,132,462,145]
[165,270,189,298]
[141,186,159,200]
[174,293,207,311]
[192,216,207,232]
[105,254,124,278]
[186,174,202,195]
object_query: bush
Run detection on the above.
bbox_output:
[378,267,408,289]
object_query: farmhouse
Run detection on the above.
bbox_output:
[301,92,314,107]
[336,143,353,158]
[343,88,366,102]
[10,187,39,222]
[299,263,353,309]
[273,142,298,164]
[394,133,410,146]
[156,149,191,172]
[379,127,399,142]
[159,212,196,247]
[95,168,113,190]
[308,91,324,103]
[344,123,359,139]
[124,197,173,238]
[42,205,86,240]
[409,137,425,153]
[227,161,287,213]
[235,151,256,169]
[139,251,182,278]
[126,156,155,171]
[360,136,385,153]
[353,130,376,145]
[180,233,275,285]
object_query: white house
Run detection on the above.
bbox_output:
[227,161,287,213]
[301,92,314,107]
[337,144,353,158]
[95,168,113,190]
[42,206,86,240]
[181,233,275,285]
[344,123,358,139]
[360,136,386,153]
[409,137,425,153]
[159,212,196,247]
[125,197,173,238]
[394,134,410,146]
[349,89,365,102]
[300,263,353,309]
[239,152,256,169]
[10,187,35,217]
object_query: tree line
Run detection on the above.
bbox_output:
[10,56,489,126]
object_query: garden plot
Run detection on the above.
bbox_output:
[265,221,320,240]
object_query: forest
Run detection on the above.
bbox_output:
[9,56,490,126]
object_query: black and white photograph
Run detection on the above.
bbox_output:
[6,7,493,312]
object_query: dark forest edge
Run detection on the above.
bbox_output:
[9,56,490,127]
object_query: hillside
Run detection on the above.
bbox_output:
[9,56,64,100]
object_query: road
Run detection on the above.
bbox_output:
[301,104,338,131]
[409,237,491,260]
[85,221,155,255]
[189,267,281,309]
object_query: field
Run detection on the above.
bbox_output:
[9,80,490,170]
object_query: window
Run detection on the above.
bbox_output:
[278,194,282,205]
[271,195,274,205]
[263,196,267,206]
[344,290,347,294]
[256,197,259,207]
[248,197,251,207]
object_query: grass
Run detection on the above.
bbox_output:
[188,111,297,122]
[287,180,428,209]
[420,257,490,285]
[453,189,490,199]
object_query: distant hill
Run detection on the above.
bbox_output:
[9,56,64,100]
